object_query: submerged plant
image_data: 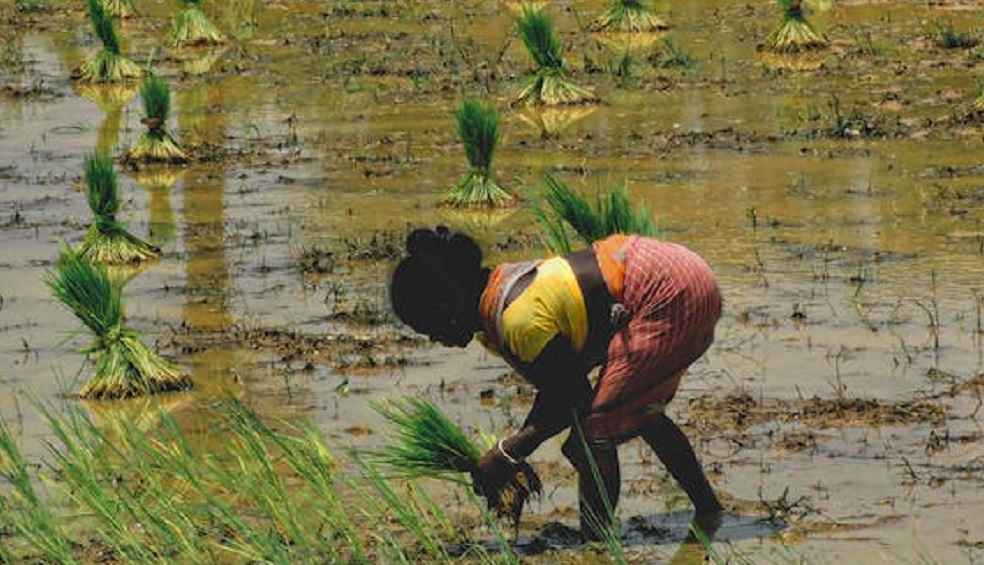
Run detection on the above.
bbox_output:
[368,397,541,527]
[533,173,659,254]
[444,99,515,208]
[78,152,161,265]
[45,247,191,399]
[100,0,133,18]
[515,5,598,106]
[591,0,668,33]
[170,0,226,47]
[76,0,142,83]
[762,0,828,54]
[127,74,188,164]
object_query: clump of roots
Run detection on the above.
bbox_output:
[45,247,191,400]
[444,99,515,208]
[76,0,143,83]
[78,152,161,265]
[127,74,188,164]
[762,0,828,53]
[171,0,226,47]
[591,0,668,33]
[100,0,133,18]
[515,5,598,106]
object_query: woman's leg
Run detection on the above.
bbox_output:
[562,433,621,541]
[640,413,723,538]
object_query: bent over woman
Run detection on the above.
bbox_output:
[390,226,724,540]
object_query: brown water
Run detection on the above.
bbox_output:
[2,0,984,562]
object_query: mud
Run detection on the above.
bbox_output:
[2,0,984,562]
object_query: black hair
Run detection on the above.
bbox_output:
[390,226,487,340]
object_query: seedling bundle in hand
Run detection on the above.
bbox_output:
[171,0,226,47]
[444,99,515,208]
[533,173,659,254]
[591,0,668,33]
[368,397,541,527]
[128,74,188,164]
[763,0,828,53]
[77,0,142,83]
[515,5,598,106]
[45,247,191,400]
[78,152,161,265]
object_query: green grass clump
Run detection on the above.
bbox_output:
[45,247,190,400]
[592,0,668,33]
[100,0,133,18]
[515,5,598,106]
[533,173,659,254]
[170,0,226,47]
[368,397,541,527]
[762,0,828,54]
[444,99,515,208]
[78,152,161,264]
[933,20,979,50]
[127,75,188,164]
[76,0,142,83]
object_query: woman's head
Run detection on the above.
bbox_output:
[390,226,487,347]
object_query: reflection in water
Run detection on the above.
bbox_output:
[133,168,180,248]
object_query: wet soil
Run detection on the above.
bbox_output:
[2,0,984,563]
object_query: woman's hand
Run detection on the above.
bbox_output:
[471,447,542,517]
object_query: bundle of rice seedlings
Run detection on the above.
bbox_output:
[78,152,161,265]
[45,247,191,399]
[368,398,541,527]
[591,0,668,33]
[444,99,515,208]
[515,5,598,106]
[127,74,188,164]
[100,0,133,18]
[76,0,143,83]
[170,0,226,47]
[762,0,828,54]
[533,173,658,254]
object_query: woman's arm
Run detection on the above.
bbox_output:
[500,336,594,459]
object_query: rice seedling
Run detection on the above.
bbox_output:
[762,0,828,54]
[515,5,598,106]
[127,74,188,164]
[368,397,542,528]
[76,0,143,83]
[100,0,133,19]
[533,173,659,255]
[45,246,190,399]
[444,98,515,208]
[78,152,161,265]
[591,0,668,33]
[933,19,979,50]
[170,0,226,47]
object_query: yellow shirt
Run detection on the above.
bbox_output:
[498,257,588,363]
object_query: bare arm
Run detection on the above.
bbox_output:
[500,336,593,459]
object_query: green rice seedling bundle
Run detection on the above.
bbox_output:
[591,0,668,33]
[444,99,515,208]
[534,173,658,254]
[515,5,598,106]
[100,0,133,18]
[763,0,828,54]
[369,397,541,527]
[127,74,188,163]
[170,0,226,47]
[76,0,142,83]
[78,152,161,265]
[45,247,191,400]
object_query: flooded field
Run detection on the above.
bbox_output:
[2,0,984,562]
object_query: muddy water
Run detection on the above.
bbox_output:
[2,0,984,562]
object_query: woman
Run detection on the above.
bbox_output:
[390,226,723,540]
